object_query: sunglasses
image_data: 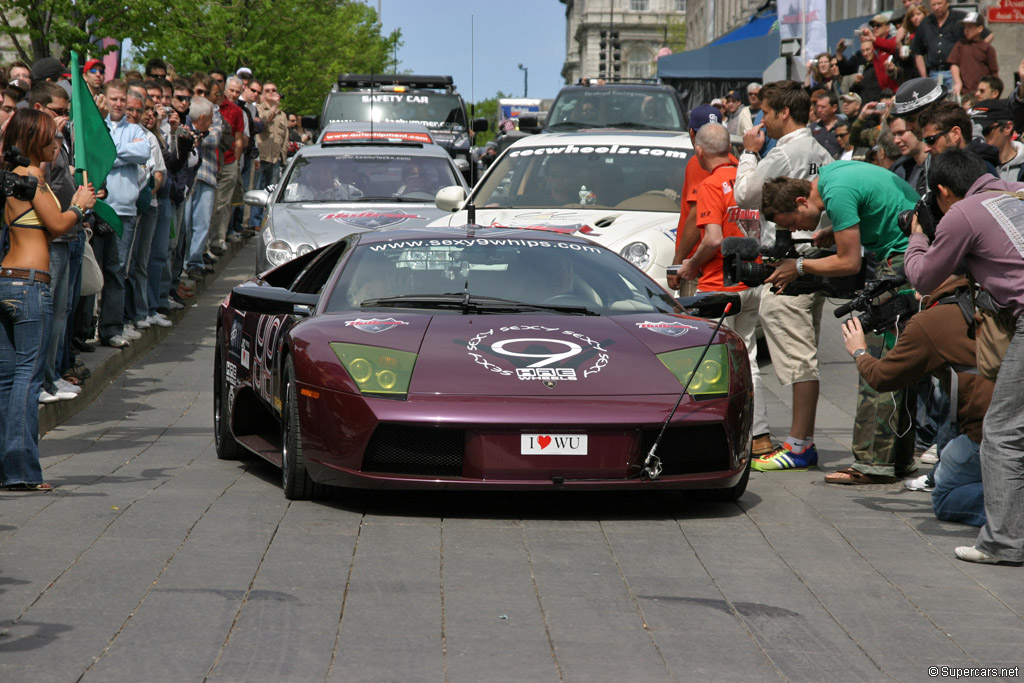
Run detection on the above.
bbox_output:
[250,87,262,94]
[194,88,208,96]
[922,130,948,146]
[174,94,192,102]
[869,21,885,28]
[88,67,105,74]
[47,106,69,117]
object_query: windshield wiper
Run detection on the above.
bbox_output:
[605,121,671,130]
[360,293,598,315]
[547,121,590,130]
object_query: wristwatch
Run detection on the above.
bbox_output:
[853,348,868,358]
[795,257,805,276]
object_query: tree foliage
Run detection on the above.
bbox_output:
[468,91,511,146]
[0,0,401,114]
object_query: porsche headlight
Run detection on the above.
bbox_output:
[657,345,730,399]
[621,241,653,271]
[331,343,417,397]
[266,239,294,267]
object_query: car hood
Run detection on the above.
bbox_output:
[272,202,452,246]
[304,311,723,397]
[431,207,678,252]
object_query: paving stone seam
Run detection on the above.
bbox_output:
[597,519,677,681]
[672,510,793,680]
[76,464,251,678]
[519,520,566,682]
[440,518,450,682]
[325,511,368,680]
[205,501,290,679]
[767,481,978,664]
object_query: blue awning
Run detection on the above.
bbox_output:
[711,13,777,46]
[659,14,873,81]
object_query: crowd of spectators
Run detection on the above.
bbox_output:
[0,54,311,490]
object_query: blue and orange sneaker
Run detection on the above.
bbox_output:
[751,443,819,471]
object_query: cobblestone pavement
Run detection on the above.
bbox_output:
[2,241,1022,682]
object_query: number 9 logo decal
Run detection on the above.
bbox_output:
[490,338,582,368]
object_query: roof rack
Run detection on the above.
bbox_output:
[336,74,455,93]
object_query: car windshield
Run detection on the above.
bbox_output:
[473,142,688,211]
[325,92,468,130]
[548,89,683,131]
[325,237,679,315]
[279,154,460,203]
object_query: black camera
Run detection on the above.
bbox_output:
[834,275,918,334]
[897,192,941,240]
[1,147,39,202]
[721,229,870,297]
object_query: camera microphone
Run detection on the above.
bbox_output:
[721,236,761,260]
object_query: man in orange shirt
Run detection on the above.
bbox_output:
[667,105,736,296]
[678,122,771,452]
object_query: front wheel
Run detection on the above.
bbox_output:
[281,356,315,500]
[214,329,243,460]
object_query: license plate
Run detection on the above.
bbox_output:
[521,434,588,455]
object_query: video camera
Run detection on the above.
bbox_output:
[834,275,918,334]
[1,147,38,202]
[897,191,942,240]
[721,230,869,297]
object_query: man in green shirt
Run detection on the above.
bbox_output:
[762,161,920,484]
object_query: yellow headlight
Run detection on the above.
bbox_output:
[657,345,730,398]
[331,343,418,396]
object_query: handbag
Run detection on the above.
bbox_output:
[80,232,103,297]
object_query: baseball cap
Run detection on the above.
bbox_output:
[6,78,29,100]
[688,104,723,132]
[971,99,1012,125]
[870,13,890,26]
[83,58,104,73]
[724,89,742,101]
[893,76,947,116]
[31,57,69,82]
[840,92,862,105]
[236,67,253,78]
[961,11,983,25]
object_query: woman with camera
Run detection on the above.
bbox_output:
[1,108,95,491]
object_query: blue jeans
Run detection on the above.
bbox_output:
[0,276,52,486]
[930,70,953,91]
[148,196,173,314]
[249,161,280,227]
[915,375,955,452]
[97,214,138,340]
[43,241,71,393]
[932,435,985,527]
[60,234,85,375]
[974,315,1024,562]
[128,203,158,323]
[186,182,217,271]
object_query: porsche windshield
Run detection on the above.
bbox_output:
[325,92,468,130]
[326,237,679,315]
[548,89,684,131]
[473,142,688,211]
[280,154,460,203]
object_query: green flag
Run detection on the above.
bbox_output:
[70,51,122,236]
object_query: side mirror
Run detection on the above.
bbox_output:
[230,284,319,317]
[517,114,539,129]
[471,117,489,133]
[302,114,319,130]
[676,292,742,319]
[435,185,467,212]
[243,189,271,207]
[454,157,470,172]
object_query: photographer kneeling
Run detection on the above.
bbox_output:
[904,148,1024,566]
[761,161,919,484]
[840,276,992,527]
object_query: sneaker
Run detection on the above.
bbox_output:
[103,335,131,349]
[904,474,934,492]
[55,378,82,395]
[186,267,205,282]
[134,318,151,330]
[752,443,819,472]
[122,324,142,340]
[169,298,185,311]
[39,390,61,404]
[954,546,1024,566]
[226,232,242,243]
[146,312,173,328]
[919,444,939,464]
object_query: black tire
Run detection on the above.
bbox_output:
[282,356,315,501]
[702,455,751,502]
[214,329,243,460]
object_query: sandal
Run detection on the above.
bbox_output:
[4,482,55,492]
[824,467,899,485]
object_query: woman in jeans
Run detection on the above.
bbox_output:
[1,109,94,491]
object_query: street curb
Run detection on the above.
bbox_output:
[39,236,250,435]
